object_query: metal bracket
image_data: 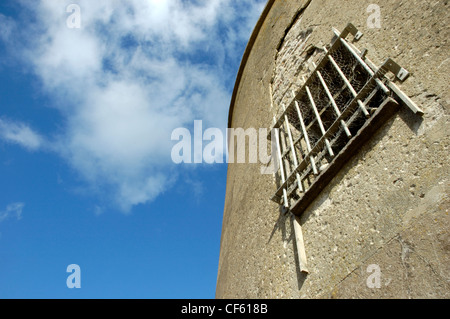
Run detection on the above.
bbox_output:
[332,23,364,44]
[382,58,410,81]
[360,48,368,59]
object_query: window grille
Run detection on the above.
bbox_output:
[270,23,423,214]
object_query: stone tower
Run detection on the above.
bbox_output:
[216,0,449,298]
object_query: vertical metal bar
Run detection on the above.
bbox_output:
[305,86,335,157]
[315,67,352,137]
[281,104,304,192]
[292,96,319,175]
[327,54,370,118]
[273,116,289,208]
[271,87,293,188]
[279,124,291,178]
[293,215,309,274]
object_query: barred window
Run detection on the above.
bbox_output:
[270,23,423,214]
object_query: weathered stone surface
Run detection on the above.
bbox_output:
[216,0,449,299]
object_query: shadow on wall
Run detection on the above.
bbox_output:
[267,206,308,291]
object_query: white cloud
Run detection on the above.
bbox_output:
[1,0,265,212]
[0,13,15,43]
[0,202,25,223]
[0,118,44,151]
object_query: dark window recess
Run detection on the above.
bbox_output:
[270,23,423,215]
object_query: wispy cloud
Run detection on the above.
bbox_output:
[0,202,25,223]
[0,13,15,43]
[0,0,265,212]
[0,118,44,151]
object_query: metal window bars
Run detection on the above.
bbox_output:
[270,23,423,214]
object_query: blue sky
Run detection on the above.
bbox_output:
[0,0,265,298]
